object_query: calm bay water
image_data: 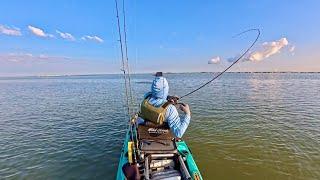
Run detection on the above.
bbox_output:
[0,73,319,179]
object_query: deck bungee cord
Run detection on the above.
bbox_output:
[179,28,261,99]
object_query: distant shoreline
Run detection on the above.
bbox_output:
[0,71,319,78]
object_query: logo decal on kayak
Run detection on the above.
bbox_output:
[147,128,169,136]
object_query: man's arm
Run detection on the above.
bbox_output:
[165,104,191,138]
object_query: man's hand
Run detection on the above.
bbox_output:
[179,103,191,115]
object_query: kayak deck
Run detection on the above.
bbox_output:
[116,122,202,180]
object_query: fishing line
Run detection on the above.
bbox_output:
[179,28,261,99]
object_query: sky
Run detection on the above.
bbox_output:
[0,0,319,76]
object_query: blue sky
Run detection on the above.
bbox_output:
[0,0,319,76]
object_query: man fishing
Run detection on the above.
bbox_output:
[138,72,191,138]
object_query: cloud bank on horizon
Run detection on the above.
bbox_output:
[1,24,103,43]
[0,23,105,71]
[0,52,71,63]
[210,37,295,64]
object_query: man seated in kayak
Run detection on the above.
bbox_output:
[138,72,191,138]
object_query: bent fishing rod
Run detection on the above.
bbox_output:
[179,28,261,99]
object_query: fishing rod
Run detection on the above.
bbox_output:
[122,0,135,107]
[115,0,133,117]
[179,28,261,99]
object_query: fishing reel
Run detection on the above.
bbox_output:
[167,95,189,114]
[167,96,186,109]
[167,95,180,105]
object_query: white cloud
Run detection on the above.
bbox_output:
[289,45,296,55]
[47,34,54,38]
[0,52,70,63]
[28,25,54,38]
[246,38,289,62]
[289,45,295,52]
[56,30,75,41]
[208,56,221,64]
[226,55,240,63]
[217,37,295,64]
[0,25,22,36]
[81,35,104,43]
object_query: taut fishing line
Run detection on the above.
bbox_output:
[179,28,261,99]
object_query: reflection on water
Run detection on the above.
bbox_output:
[0,73,319,179]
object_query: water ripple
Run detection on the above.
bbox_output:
[0,73,319,179]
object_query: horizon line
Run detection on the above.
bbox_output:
[0,71,319,78]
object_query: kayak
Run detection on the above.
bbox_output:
[116,116,203,180]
